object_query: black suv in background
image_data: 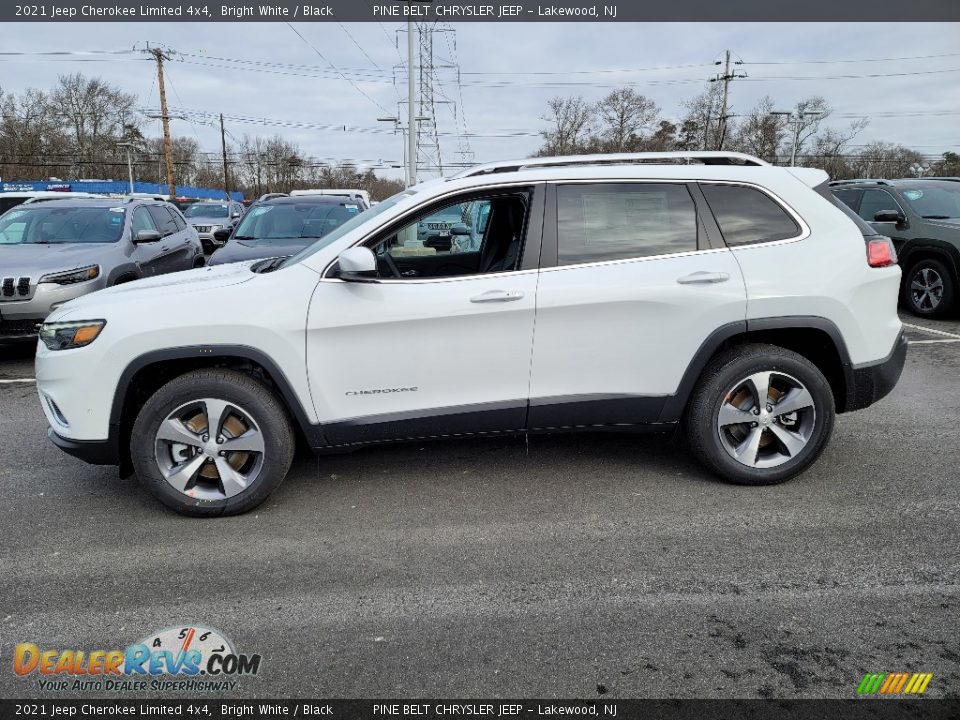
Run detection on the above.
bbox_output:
[831,179,960,317]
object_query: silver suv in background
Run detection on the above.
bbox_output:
[0,198,203,340]
[183,201,245,254]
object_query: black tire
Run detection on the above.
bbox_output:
[686,344,835,486]
[131,369,295,517]
[902,258,955,318]
[193,256,206,268]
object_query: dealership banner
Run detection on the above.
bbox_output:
[2,700,960,718]
[3,0,959,22]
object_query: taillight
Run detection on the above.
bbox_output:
[867,237,897,268]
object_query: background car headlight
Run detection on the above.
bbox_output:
[38,265,100,285]
[39,320,106,351]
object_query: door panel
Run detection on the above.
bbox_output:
[529,251,746,427]
[306,185,544,445]
[306,273,538,444]
[528,181,747,428]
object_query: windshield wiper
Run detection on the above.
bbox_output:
[921,215,952,219]
[232,235,256,240]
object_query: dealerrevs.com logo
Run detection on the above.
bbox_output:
[13,625,261,693]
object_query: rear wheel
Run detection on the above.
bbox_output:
[686,344,835,485]
[131,369,295,516]
[903,258,954,318]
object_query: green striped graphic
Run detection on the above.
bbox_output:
[857,673,886,694]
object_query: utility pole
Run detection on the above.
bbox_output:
[220,113,230,199]
[149,46,176,199]
[770,109,824,166]
[710,50,747,151]
[407,20,417,187]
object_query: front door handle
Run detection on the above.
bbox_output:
[677,271,730,285]
[470,290,525,303]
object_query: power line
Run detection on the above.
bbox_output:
[745,51,960,65]
[284,22,391,114]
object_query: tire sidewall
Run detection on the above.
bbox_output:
[131,372,293,517]
[690,349,835,485]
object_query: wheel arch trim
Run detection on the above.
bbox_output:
[658,315,854,422]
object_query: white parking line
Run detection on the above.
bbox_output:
[902,322,960,340]
[908,339,960,345]
[0,378,35,384]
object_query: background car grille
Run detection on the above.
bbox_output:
[1,277,31,298]
[0,319,39,336]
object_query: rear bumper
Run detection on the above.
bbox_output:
[845,331,908,412]
[48,427,119,466]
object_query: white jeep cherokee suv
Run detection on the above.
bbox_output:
[35,152,907,516]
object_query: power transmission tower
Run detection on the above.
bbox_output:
[143,44,177,199]
[416,22,446,176]
[710,50,747,151]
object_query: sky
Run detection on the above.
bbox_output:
[1,21,958,182]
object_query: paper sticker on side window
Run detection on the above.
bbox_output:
[903,190,924,201]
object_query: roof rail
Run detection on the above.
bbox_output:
[450,151,770,179]
[828,179,891,187]
[927,177,960,182]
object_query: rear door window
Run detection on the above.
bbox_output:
[556,183,698,265]
[700,184,801,245]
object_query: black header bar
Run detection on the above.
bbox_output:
[5,0,960,23]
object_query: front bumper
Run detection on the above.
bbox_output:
[845,331,908,412]
[48,427,119,465]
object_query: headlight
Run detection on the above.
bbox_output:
[38,265,100,285]
[39,320,106,351]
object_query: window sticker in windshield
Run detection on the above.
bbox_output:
[250,207,270,217]
[903,190,924,201]
[345,204,359,213]
[109,207,125,212]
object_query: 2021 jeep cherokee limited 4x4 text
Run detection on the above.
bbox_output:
[36,152,907,516]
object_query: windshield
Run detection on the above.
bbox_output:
[278,192,412,269]
[899,185,960,219]
[184,203,229,218]
[0,206,125,245]
[232,202,364,246]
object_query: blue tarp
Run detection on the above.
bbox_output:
[0,180,243,201]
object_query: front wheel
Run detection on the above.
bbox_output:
[686,344,835,486]
[131,369,295,516]
[902,258,954,318]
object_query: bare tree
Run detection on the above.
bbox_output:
[538,96,595,156]
[731,96,784,163]
[680,83,725,151]
[595,88,659,152]
[852,142,925,179]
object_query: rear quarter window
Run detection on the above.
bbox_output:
[700,184,801,246]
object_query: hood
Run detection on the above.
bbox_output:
[188,215,231,225]
[0,242,120,279]
[209,239,310,266]
[48,261,256,321]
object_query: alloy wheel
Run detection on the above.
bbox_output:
[716,371,817,469]
[154,398,265,500]
[910,267,944,311]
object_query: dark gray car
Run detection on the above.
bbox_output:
[0,198,203,339]
[831,178,960,317]
[208,196,363,266]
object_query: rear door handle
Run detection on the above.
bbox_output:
[677,271,730,285]
[470,290,525,303]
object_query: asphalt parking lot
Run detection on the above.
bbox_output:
[1,313,958,700]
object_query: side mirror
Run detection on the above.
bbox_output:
[213,228,232,243]
[338,246,379,283]
[873,209,905,225]
[134,229,162,244]
[450,223,471,236]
